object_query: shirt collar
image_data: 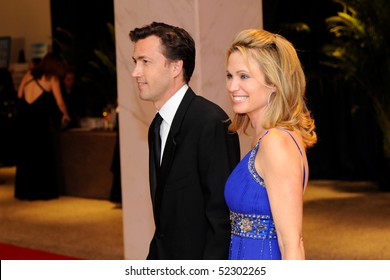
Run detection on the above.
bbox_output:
[158,84,188,126]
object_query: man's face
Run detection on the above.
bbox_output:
[63,73,75,91]
[131,35,175,109]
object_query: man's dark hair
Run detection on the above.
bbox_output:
[130,22,195,83]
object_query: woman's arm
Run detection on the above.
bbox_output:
[50,76,70,124]
[257,129,305,259]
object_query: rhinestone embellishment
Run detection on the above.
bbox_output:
[230,211,277,240]
[240,218,253,233]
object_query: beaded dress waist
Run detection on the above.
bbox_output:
[230,211,277,240]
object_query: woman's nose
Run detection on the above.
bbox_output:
[226,79,239,92]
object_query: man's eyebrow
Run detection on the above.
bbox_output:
[133,55,148,60]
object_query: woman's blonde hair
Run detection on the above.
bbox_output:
[226,29,317,148]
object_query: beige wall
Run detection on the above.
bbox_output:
[0,0,51,62]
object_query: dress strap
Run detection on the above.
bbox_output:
[274,128,306,188]
[34,79,48,92]
[24,78,34,86]
[275,128,303,155]
[258,130,269,142]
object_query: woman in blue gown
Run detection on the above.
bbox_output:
[224,29,317,260]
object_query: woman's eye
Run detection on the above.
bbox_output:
[240,74,249,79]
[226,73,232,80]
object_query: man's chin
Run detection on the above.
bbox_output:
[138,92,149,101]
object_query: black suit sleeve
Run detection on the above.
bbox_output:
[198,117,240,259]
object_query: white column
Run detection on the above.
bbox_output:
[114,0,263,259]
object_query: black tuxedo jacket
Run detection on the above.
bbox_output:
[147,88,240,259]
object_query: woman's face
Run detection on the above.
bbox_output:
[226,51,274,121]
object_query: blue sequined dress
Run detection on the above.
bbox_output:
[225,129,305,260]
[224,131,280,260]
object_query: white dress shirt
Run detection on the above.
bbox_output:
[157,84,188,163]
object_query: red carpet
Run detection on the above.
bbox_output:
[0,243,81,260]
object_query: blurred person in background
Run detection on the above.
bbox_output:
[59,66,86,128]
[0,68,17,167]
[15,52,70,200]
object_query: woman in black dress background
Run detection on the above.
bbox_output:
[15,53,70,200]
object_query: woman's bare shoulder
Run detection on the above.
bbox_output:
[262,128,292,147]
[22,71,33,81]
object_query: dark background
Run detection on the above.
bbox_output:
[50,0,116,117]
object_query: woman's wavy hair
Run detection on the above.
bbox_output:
[226,29,317,148]
[31,52,65,81]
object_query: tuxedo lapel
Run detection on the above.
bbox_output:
[155,88,195,214]
[159,88,195,180]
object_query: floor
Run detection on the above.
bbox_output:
[0,166,124,260]
[303,180,390,259]
[1,166,390,260]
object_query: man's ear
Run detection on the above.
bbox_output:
[172,60,183,77]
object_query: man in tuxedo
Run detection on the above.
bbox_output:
[130,22,240,260]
